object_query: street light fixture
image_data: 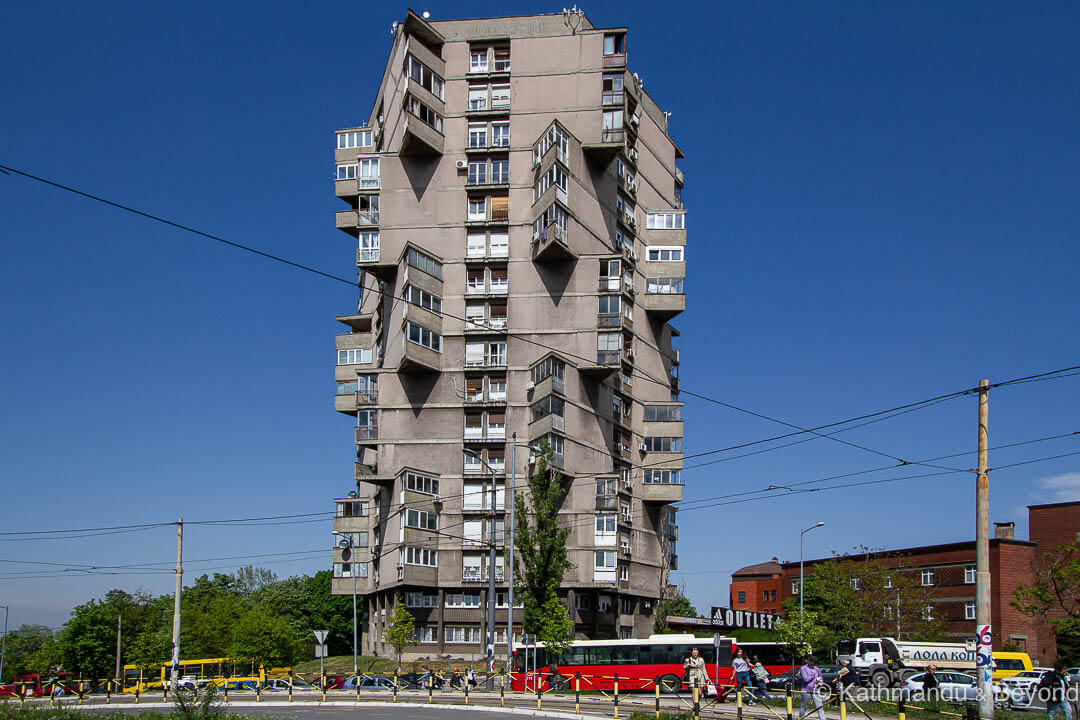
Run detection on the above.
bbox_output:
[799,522,825,618]
[337,536,359,678]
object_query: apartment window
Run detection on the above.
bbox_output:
[466,269,486,294]
[575,594,593,610]
[771,590,776,601]
[762,590,769,602]
[407,247,443,279]
[403,508,438,531]
[851,578,861,591]
[445,592,482,609]
[463,518,483,545]
[469,50,489,73]
[401,546,437,567]
[404,472,440,497]
[594,550,617,582]
[358,231,379,262]
[467,233,486,258]
[646,212,687,230]
[644,405,681,422]
[598,294,621,317]
[531,356,566,385]
[643,437,682,452]
[488,378,507,402]
[336,163,357,180]
[337,348,372,365]
[530,395,564,423]
[602,110,624,141]
[406,592,438,608]
[792,579,801,595]
[405,95,444,133]
[491,83,510,109]
[334,562,368,578]
[602,73,624,105]
[534,164,568,201]
[493,48,511,72]
[463,481,485,509]
[336,381,357,395]
[534,123,569,165]
[965,601,976,620]
[337,130,372,149]
[492,122,510,147]
[490,195,508,221]
[619,565,629,582]
[404,285,443,314]
[921,568,935,586]
[469,123,488,148]
[406,322,442,352]
[414,626,438,643]
[491,159,509,185]
[345,373,377,401]
[646,277,684,295]
[489,269,508,294]
[468,161,487,185]
[965,564,976,584]
[923,605,934,621]
[489,231,509,256]
[647,246,684,261]
[468,198,487,221]
[495,592,523,608]
[468,85,488,111]
[487,341,507,366]
[619,498,631,521]
[643,469,681,485]
[336,500,369,517]
[738,591,746,603]
[445,626,482,644]
[884,576,893,589]
[603,33,626,56]
[595,514,617,545]
[404,54,445,100]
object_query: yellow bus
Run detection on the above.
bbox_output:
[121,659,291,693]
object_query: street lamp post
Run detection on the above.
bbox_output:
[337,536,359,677]
[799,522,825,618]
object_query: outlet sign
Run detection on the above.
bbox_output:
[711,606,778,630]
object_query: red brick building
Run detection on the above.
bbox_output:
[728,501,1080,665]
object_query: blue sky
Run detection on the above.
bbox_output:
[1,1,1078,629]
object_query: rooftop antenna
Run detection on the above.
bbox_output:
[562,5,584,34]
[390,20,398,37]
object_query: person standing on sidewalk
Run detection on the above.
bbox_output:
[683,647,708,692]
[799,655,826,720]
[752,656,772,699]
[733,649,755,706]
[1039,662,1073,720]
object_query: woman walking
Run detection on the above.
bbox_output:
[752,656,771,699]
[733,649,756,705]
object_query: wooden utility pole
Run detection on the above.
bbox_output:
[114,614,122,686]
[169,519,183,694]
[975,380,993,720]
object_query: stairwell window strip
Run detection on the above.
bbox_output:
[406,322,442,352]
[404,285,443,314]
[404,472,440,497]
[643,469,681,485]
[337,348,372,365]
[647,246,684,261]
[403,508,438,531]
[405,54,445,100]
[407,247,443,279]
[401,546,437,567]
[336,130,372,149]
[405,95,444,133]
[646,277,684,295]
[646,212,686,230]
[406,592,438,608]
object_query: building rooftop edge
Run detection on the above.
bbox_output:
[778,538,1038,568]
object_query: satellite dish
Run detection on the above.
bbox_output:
[422,11,431,19]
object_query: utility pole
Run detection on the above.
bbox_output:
[170,519,183,694]
[114,614,122,686]
[507,434,517,671]
[486,481,498,690]
[0,604,9,684]
[975,380,993,720]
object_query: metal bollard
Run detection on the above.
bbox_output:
[224,681,228,704]
[289,675,293,703]
[256,682,261,703]
[500,670,505,707]
[737,678,744,720]
[429,672,434,704]
[655,675,661,720]
[577,672,583,714]
[465,674,470,705]
[898,696,906,720]
[537,672,542,711]
[356,675,361,703]
[135,682,140,704]
[393,672,398,703]
[614,672,620,719]
[840,698,848,720]
[692,679,701,720]
[164,683,168,703]
[786,685,793,720]
[106,680,112,704]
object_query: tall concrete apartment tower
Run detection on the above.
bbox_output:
[330,10,687,659]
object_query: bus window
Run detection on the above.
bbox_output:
[612,646,638,664]
[698,645,716,664]
[561,646,586,666]
[586,646,612,665]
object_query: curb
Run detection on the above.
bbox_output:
[65,700,607,718]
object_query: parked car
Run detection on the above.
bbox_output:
[313,674,344,690]
[900,672,980,703]
[766,665,843,691]
[1066,668,1080,684]
[993,652,1034,681]
[994,668,1080,712]
[217,680,259,692]
[262,678,315,692]
[342,675,395,691]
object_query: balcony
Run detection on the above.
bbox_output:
[334,391,377,414]
[602,53,627,69]
[595,495,618,511]
[355,424,378,443]
[463,568,505,582]
[355,248,397,279]
[401,113,444,156]
[583,128,626,159]
[356,210,380,226]
[669,554,679,571]
[596,350,620,366]
[531,222,576,262]
[641,482,683,504]
[354,464,392,486]
[642,291,686,319]
[464,315,508,334]
[528,413,565,440]
[399,338,441,373]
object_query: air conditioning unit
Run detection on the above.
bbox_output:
[639,443,647,452]
[628,148,639,162]
[432,494,442,503]
[456,160,468,169]
[630,114,640,126]
[525,380,535,391]
[532,231,541,242]
[626,348,635,359]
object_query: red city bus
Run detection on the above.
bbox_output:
[511,634,796,693]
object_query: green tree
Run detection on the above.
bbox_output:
[775,609,828,659]
[227,607,303,669]
[1013,542,1080,664]
[514,443,573,649]
[384,597,415,669]
[0,624,54,682]
[255,570,354,657]
[26,635,64,677]
[60,599,118,678]
[653,588,697,633]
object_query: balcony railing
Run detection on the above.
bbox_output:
[596,495,618,511]
[597,313,621,329]
[463,568,506,582]
[357,211,379,225]
[356,391,378,404]
[358,177,380,190]
[597,350,620,366]
[356,424,378,441]
[358,248,380,262]
[599,277,620,292]
[602,128,625,144]
[603,53,627,68]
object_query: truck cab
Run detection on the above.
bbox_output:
[837,638,887,683]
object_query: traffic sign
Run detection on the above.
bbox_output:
[315,644,328,658]
[313,630,329,644]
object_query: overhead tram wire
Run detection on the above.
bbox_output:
[0,162,990,469]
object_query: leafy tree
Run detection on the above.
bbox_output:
[0,625,54,682]
[256,570,354,657]
[60,599,119,678]
[1013,542,1080,664]
[775,609,828,658]
[514,443,573,649]
[654,586,697,633]
[227,607,303,669]
[384,597,415,669]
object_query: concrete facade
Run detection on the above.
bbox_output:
[329,10,686,660]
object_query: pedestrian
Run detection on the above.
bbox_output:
[834,659,857,695]
[733,648,756,705]
[683,647,709,692]
[467,667,477,688]
[1039,662,1073,720]
[923,665,940,695]
[752,656,772,699]
[799,655,826,720]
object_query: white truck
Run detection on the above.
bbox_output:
[836,637,976,687]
